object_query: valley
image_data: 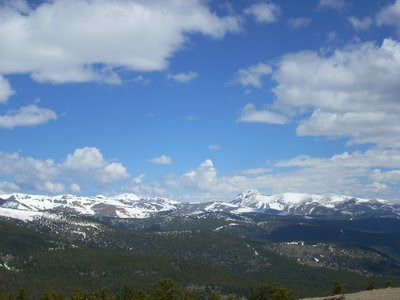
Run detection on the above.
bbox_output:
[0,191,400,298]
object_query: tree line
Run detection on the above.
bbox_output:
[0,279,295,300]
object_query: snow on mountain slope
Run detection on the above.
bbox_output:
[0,193,178,219]
[231,190,397,217]
[0,207,46,221]
[0,190,399,221]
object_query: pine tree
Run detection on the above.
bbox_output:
[209,292,221,300]
[249,283,295,300]
[153,279,179,300]
[332,281,343,295]
[16,289,29,300]
[366,280,376,291]
[41,290,64,300]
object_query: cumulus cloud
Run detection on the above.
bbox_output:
[167,159,217,192]
[124,174,171,198]
[271,38,400,147]
[0,0,240,84]
[63,147,129,183]
[148,155,172,165]
[0,105,57,129]
[234,63,272,88]
[40,182,65,194]
[287,18,311,29]
[377,0,400,31]
[244,2,280,24]
[348,16,373,31]
[0,147,129,194]
[238,103,288,124]
[0,75,14,103]
[167,71,198,83]
[163,148,400,201]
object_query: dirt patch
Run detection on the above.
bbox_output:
[302,287,400,300]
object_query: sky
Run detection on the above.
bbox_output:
[1,0,400,202]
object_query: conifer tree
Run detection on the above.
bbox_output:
[249,283,295,300]
[332,281,344,295]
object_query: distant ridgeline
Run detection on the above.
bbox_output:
[0,192,400,298]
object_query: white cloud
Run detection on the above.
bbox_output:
[239,168,272,175]
[164,148,400,201]
[0,0,240,84]
[41,181,65,194]
[70,183,81,193]
[276,148,400,170]
[348,16,373,31]
[126,178,169,198]
[208,144,221,151]
[234,63,272,88]
[0,75,14,103]
[0,181,20,194]
[326,31,338,43]
[371,169,400,184]
[167,71,198,83]
[64,147,106,172]
[63,147,129,183]
[167,159,217,193]
[317,0,347,11]
[148,155,172,165]
[238,103,288,124]
[273,148,400,199]
[0,147,130,194]
[244,2,280,24]
[271,38,400,147]
[0,105,57,129]
[287,18,311,29]
[133,174,145,185]
[296,110,400,146]
[377,0,400,31]
[0,151,59,193]
[130,75,150,85]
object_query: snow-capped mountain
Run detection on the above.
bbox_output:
[0,190,399,222]
[0,193,178,220]
[231,190,400,217]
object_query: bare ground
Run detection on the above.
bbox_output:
[301,287,400,300]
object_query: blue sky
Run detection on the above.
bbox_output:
[1,0,400,202]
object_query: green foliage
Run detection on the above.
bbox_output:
[366,280,376,291]
[96,289,116,300]
[180,289,197,300]
[121,286,148,300]
[0,217,399,298]
[209,292,221,300]
[41,290,65,300]
[332,281,344,295]
[248,283,295,300]
[16,290,30,300]
[152,279,179,300]
[385,281,393,288]
[71,289,97,300]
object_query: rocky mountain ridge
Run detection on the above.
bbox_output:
[0,190,399,221]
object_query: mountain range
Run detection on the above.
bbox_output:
[1,190,399,221]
